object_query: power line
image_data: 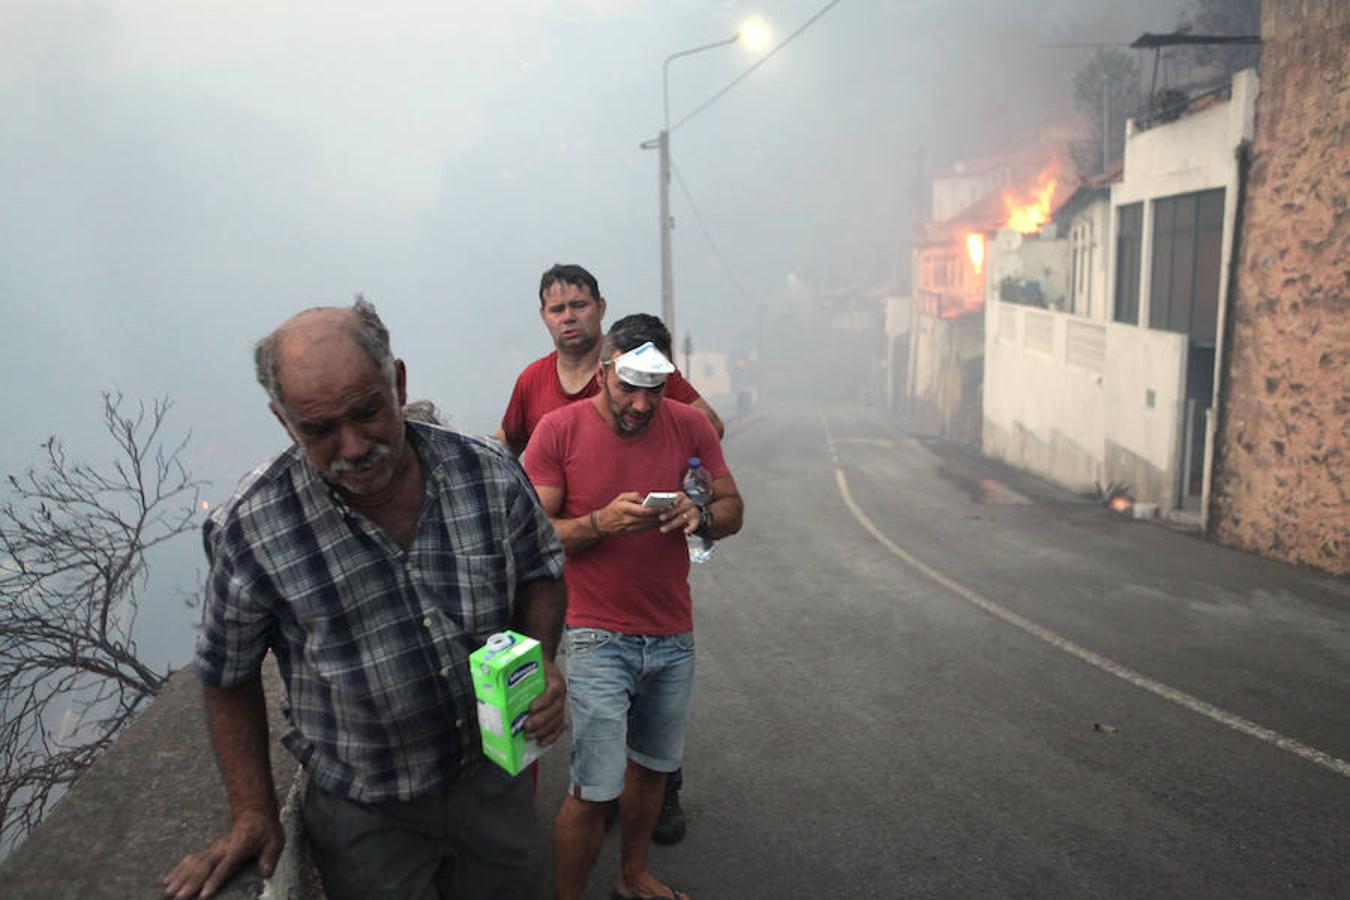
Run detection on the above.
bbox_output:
[1131,33,1260,48]
[660,0,840,312]
[1040,42,1133,49]
[669,159,754,305]
[670,0,843,134]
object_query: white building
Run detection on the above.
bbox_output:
[982,69,1260,514]
[684,350,733,411]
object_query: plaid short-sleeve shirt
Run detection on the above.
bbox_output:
[194,422,564,802]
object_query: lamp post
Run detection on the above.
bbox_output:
[647,35,739,339]
[643,18,769,338]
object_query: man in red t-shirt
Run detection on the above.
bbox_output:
[524,316,743,900]
[495,263,722,844]
[493,263,722,456]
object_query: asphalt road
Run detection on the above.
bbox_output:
[534,402,1349,899]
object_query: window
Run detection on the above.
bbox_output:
[1070,218,1094,317]
[928,253,958,289]
[1113,203,1143,324]
[1149,189,1225,342]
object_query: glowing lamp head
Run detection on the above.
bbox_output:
[737,16,771,51]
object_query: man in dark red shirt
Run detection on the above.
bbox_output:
[494,264,723,457]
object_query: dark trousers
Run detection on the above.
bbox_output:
[302,765,537,900]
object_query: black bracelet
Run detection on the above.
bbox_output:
[695,505,714,538]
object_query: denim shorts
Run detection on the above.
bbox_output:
[562,627,695,802]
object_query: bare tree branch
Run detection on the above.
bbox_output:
[0,391,203,852]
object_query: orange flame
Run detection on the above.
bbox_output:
[1003,166,1059,234]
[965,233,985,276]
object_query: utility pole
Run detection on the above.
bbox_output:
[659,129,674,336]
[757,301,765,403]
[648,34,739,339]
[1102,79,1111,171]
[905,146,925,416]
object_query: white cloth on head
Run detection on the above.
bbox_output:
[613,341,675,388]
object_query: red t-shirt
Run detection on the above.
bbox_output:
[500,351,701,453]
[523,398,728,635]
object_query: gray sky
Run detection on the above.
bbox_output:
[1,0,1189,667]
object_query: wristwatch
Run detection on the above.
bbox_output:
[695,504,714,538]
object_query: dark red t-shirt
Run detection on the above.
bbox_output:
[500,351,700,453]
[523,398,728,635]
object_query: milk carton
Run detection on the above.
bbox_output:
[469,631,547,775]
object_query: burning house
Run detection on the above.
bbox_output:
[903,140,1072,443]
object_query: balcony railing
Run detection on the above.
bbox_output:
[994,302,1106,375]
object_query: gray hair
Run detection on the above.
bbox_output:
[254,295,397,407]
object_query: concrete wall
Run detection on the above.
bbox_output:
[1209,1,1349,575]
[0,661,311,900]
[984,302,1106,492]
[1103,322,1190,506]
[884,295,912,410]
[983,296,1187,507]
[908,311,983,443]
[884,294,912,339]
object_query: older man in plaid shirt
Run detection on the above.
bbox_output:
[163,298,567,900]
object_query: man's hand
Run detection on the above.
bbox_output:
[658,493,703,536]
[524,659,567,747]
[162,809,284,899]
[595,492,663,537]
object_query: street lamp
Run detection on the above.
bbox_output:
[645,19,768,339]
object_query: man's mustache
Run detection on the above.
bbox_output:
[329,443,394,475]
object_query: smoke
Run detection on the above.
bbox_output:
[0,0,1193,666]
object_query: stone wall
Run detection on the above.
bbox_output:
[1209,0,1349,575]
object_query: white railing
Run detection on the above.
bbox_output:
[1024,310,1054,355]
[1066,319,1106,373]
[996,303,1106,374]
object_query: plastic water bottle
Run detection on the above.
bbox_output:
[682,457,715,564]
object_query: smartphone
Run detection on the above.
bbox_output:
[641,491,678,508]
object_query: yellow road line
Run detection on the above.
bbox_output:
[822,410,1350,781]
